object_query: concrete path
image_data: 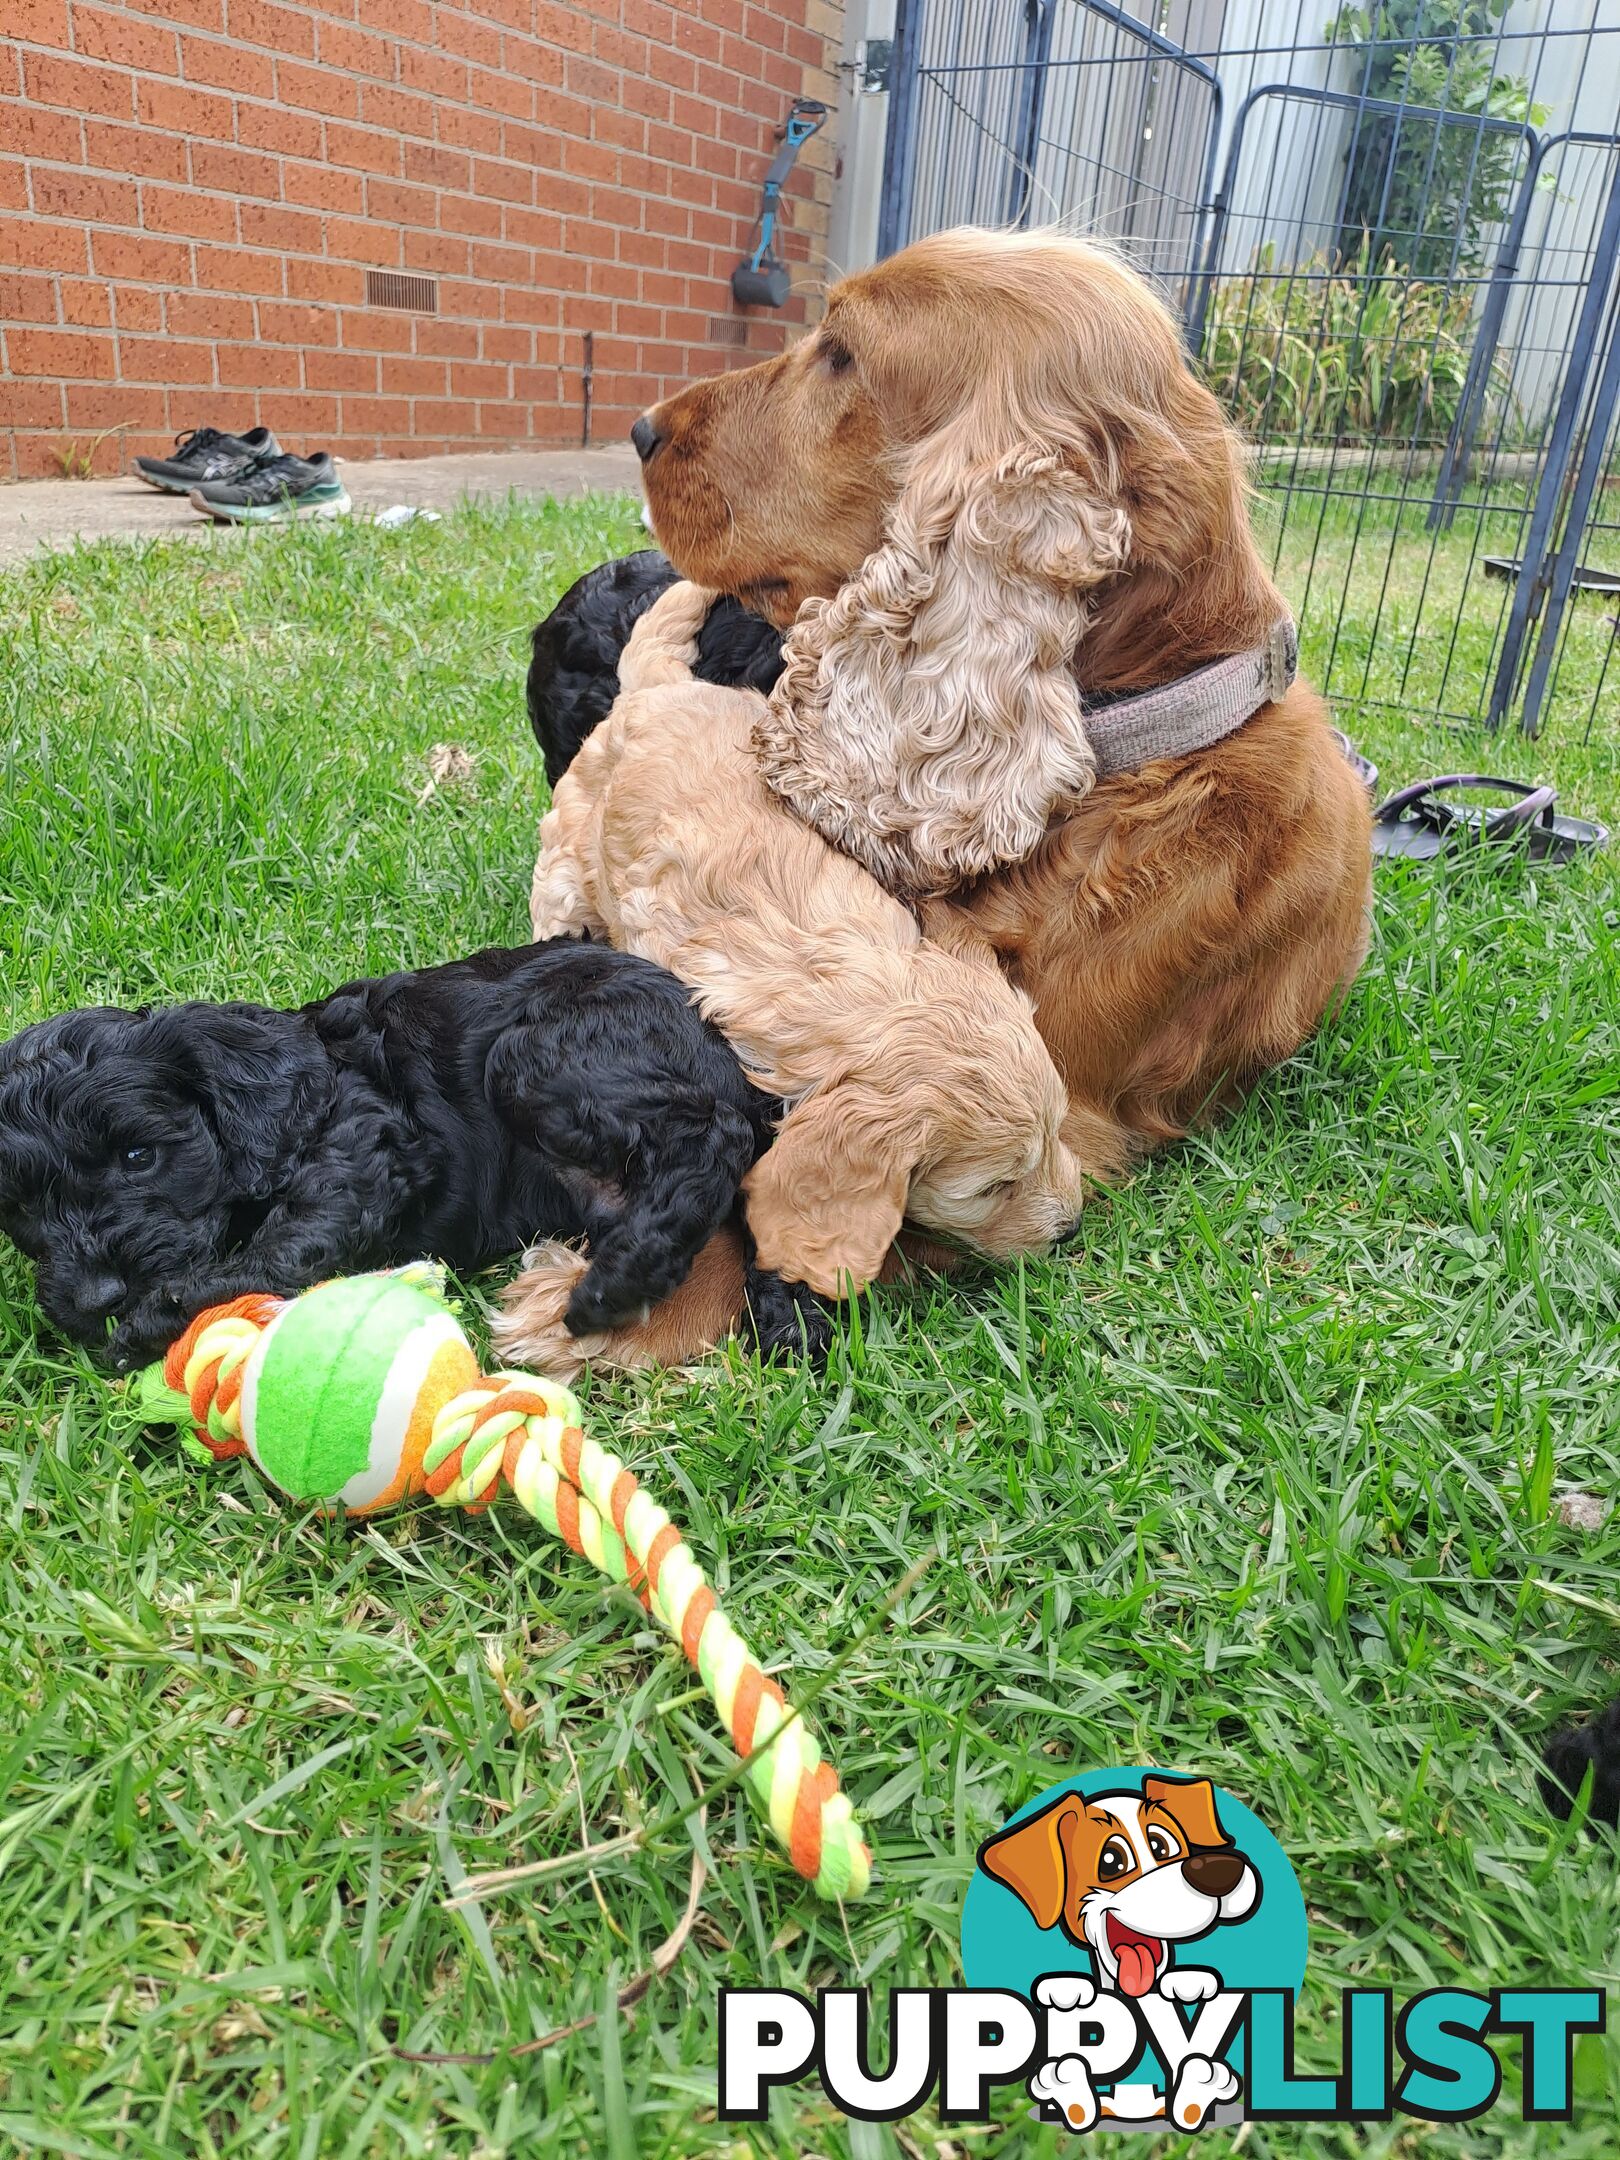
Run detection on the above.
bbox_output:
[0,446,643,566]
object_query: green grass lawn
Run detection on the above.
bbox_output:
[1,496,1618,2158]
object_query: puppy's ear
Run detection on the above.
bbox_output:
[742,1086,910,1299]
[978,1796,1078,1931]
[756,435,1133,893]
[146,1006,333,1199]
[1142,1775,1230,1850]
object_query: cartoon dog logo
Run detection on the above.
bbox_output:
[977,1774,1259,2130]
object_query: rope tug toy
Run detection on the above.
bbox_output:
[136,1269,870,1901]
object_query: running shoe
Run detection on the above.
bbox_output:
[188,451,350,524]
[132,425,281,494]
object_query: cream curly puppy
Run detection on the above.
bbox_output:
[506,580,1118,1372]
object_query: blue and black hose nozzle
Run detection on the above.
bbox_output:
[732,98,828,309]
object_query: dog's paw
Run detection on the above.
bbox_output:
[1158,1966,1220,2004]
[493,1242,599,1381]
[1029,2054,1098,2132]
[1168,2054,1239,2130]
[1034,1974,1096,2013]
[742,1268,832,1369]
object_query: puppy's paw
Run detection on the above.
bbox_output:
[1158,1967,1220,2004]
[564,1271,651,1338]
[1168,2054,1239,2130]
[742,1269,832,1369]
[1034,1974,1096,2013]
[494,1243,598,1381]
[1028,2055,1098,2132]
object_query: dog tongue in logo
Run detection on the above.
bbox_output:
[1106,1915,1165,1998]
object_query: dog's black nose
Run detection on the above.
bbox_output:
[74,1270,127,1322]
[630,415,663,464]
[1184,1849,1246,1898]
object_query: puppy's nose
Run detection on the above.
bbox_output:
[630,414,663,464]
[1183,1849,1246,1898]
[75,1269,127,1321]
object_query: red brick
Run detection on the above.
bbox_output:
[217,341,301,388]
[142,186,237,241]
[227,0,316,56]
[64,381,168,430]
[0,272,59,323]
[119,335,217,384]
[29,167,139,230]
[365,177,437,225]
[1,216,90,271]
[403,142,470,190]
[282,161,363,214]
[450,359,508,397]
[137,79,235,138]
[258,299,337,345]
[324,122,402,179]
[475,398,529,436]
[180,33,275,95]
[440,100,510,153]
[360,83,437,139]
[340,308,414,351]
[378,354,446,394]
[469,240,529,283]
[480,323,532,362]
[403,229,469,275]
[436,9,501,67]
[238,103,323,159]
[326,214,398,263]
[240,202,325,252]
[439,191,503,239]
[0,377,68,426]
[113,282,164,330]
[255,389,338,434]
[72,4,179,72]
[194,243,285,294]
[276,56,356,115]
[128,0,224,28]
[92,228,189,281]
[413,318,478,358]
[24,50,136,119]
[8,328,116,380]
[167,290,256,338]
[339,394,410,431]
[84,118,189,181]
[286,257,363,302]
[8,106,85,165]
[319,20,394,77]
[400,44,468,99]
[359,0,433,40]
[305,346,378,390]
[471,157,535,205]
[190,144,284,200]
[59,278,114,328]
[10,0,72,45]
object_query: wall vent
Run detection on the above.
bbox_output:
[366,270,439,314]
[707,314,748,346]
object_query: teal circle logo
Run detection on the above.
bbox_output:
[961,1769,1306,2114]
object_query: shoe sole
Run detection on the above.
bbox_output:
[134,467,203,494]
[187,488,351,525]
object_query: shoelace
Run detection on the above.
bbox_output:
[234,455,320,502]
[172,426,229,459]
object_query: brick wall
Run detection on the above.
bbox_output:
[0,0,844,480]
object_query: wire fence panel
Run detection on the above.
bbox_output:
[879,0,1620,743]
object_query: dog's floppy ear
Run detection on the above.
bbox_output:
[742,1084,911,1299]
[1142,1775,1231,1850]
[978,1795,1079,1931]
[755,430,1133,894]
[143,1005,334,1199]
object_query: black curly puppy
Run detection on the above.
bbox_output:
[0,942,825,1370]
[527,547,785,784]
[1541,1696,1620,1828]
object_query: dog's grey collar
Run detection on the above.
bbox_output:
[1084,617,1298,777]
